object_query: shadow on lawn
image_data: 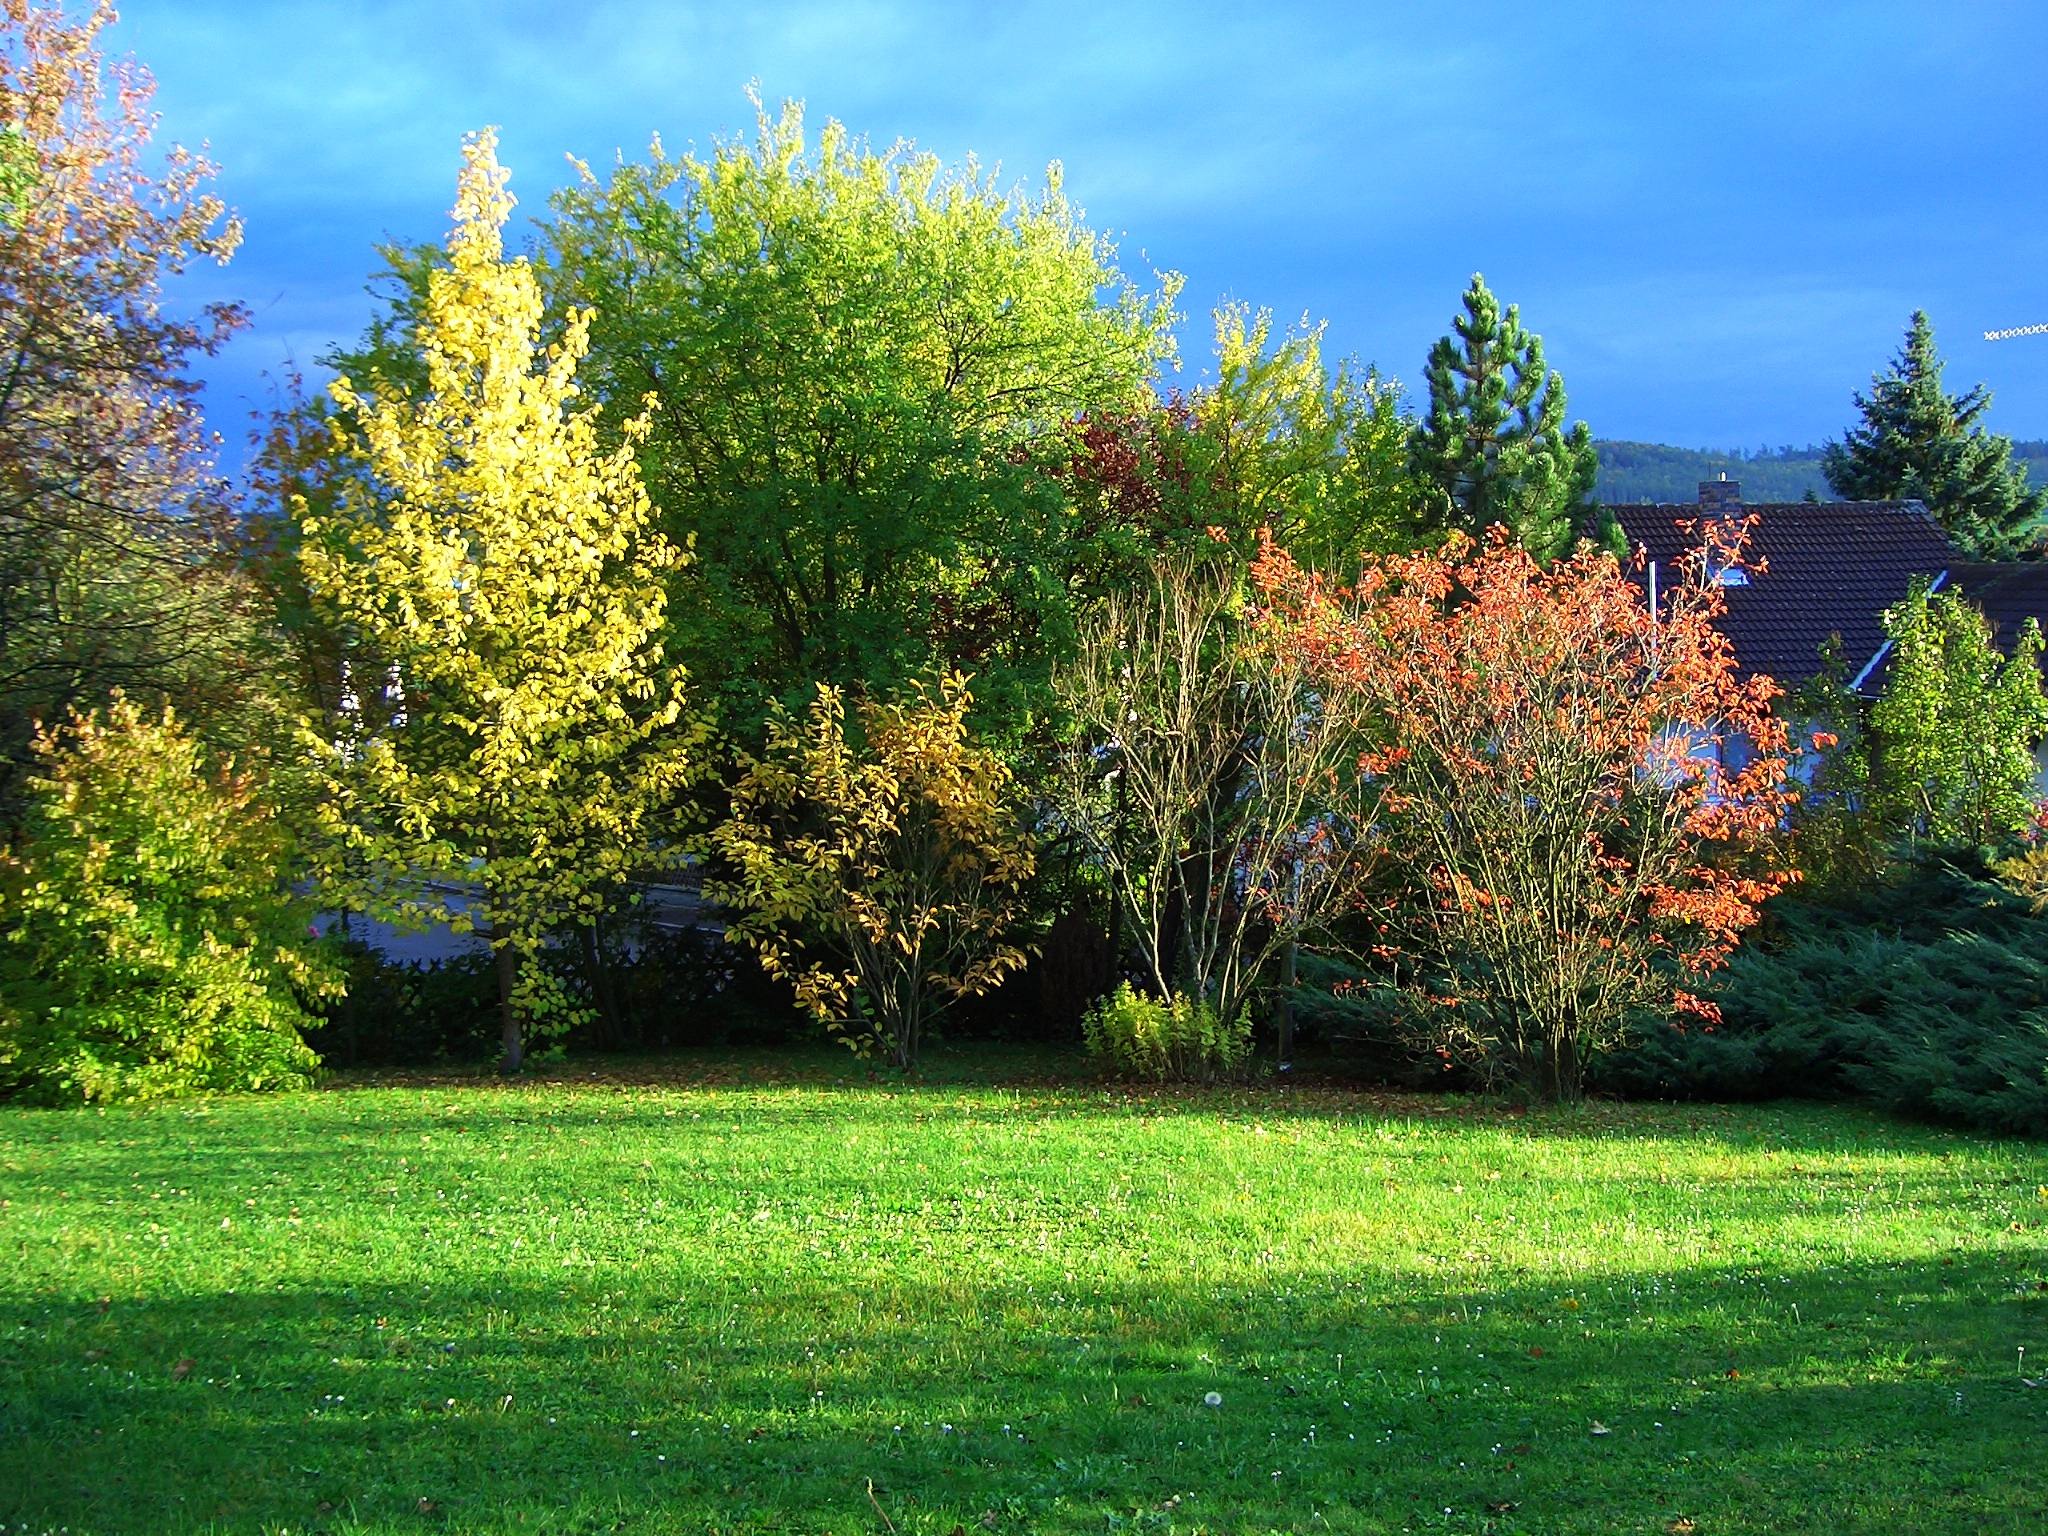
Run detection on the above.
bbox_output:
[2,1251,2042,1535]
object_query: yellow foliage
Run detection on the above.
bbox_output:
[711,674,1033,1068]
[296,130,708,1065]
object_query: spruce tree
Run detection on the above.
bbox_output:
[1823,311,2046,559]
[1410,274,1602,564]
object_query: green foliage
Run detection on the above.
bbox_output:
[0,124,33,227]
[541,96,1178,748]
[0,695,337,1103]
[1080,981,1253,1083]
[711,674,1035,1069]
[1866,580,2048,844]
[1600,854,2048,1136]
[1410,273,1601,563]
[1823,311,2046,558]
[1197,304,1421,569]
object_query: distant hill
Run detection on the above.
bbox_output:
[1594,439,2048,505]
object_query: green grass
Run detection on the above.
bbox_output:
[1,1046,2044,1535]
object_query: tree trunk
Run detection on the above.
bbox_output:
[581,917,625,1049]
[1275,939,1297,1073]
[496,941,523,1074]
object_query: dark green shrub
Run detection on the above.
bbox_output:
[1597,851,2048,1135]
[304,942,499,1067]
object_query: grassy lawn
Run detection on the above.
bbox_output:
[1,1046,2044,1535]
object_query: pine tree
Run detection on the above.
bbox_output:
[1823,311,2046,559]
[1410,274,1602,564]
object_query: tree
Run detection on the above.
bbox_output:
[1054,307,1420,609]
[1197,304,1421,571]
[1864,580,2047,843]
[0,0,251,812]
[1054,551,1386,1030]
[297,130,708,1072]
[539,96,1179,746]
[1823,311,2046,559]
[710,674,1034,1069]
[0,694,337,1103]
[1256,530,1796,1100]
[1409,274,1603,564]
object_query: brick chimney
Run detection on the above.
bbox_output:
[1698,475,1742,517]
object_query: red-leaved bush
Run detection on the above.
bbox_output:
[1252,526,1797,1099]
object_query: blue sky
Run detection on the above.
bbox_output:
[109,0,2048,474]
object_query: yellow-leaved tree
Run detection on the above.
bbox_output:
[711,674,1034,1069]
[297,129,707,1071]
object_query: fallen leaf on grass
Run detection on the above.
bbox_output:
[1589,1421,1612,1436]
[171,1357,193,1380]
[1667,1519,1698,1535]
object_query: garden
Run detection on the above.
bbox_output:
[3,4,2047,1532]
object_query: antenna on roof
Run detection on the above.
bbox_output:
[1985,322,2048,342]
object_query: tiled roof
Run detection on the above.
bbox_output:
[1604,493,1955,693]
[1948,562,2048,663]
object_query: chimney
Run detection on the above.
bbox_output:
[1699,475,1742,518]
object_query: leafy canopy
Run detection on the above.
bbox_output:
[0,694,337,1104]
[297,128,708,1071]
[540,96,1179,745]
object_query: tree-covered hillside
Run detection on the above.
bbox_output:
[1596,439,2048,505]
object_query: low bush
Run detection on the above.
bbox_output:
[1081,982,1252,1083]
[1597,850,2048,1135]
[0,697,339,1103]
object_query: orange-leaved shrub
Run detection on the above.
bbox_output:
[1253,527,1797,1099]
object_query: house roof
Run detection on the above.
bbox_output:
[1604,487,1955,694]
[1948,562,2048,658]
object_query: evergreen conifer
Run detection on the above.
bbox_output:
[1410,274,1603,563]
[1823,311,2045,558]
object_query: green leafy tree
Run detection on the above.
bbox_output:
[1198,304,1421,570]
[0,694,337,1104]
[539,96,1179,746]
[297,130,708,1072]
[1409,274,1604,564]
[1823,311,2046,558]
[710,674,1035,1069]
[1864,580,2048,843]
